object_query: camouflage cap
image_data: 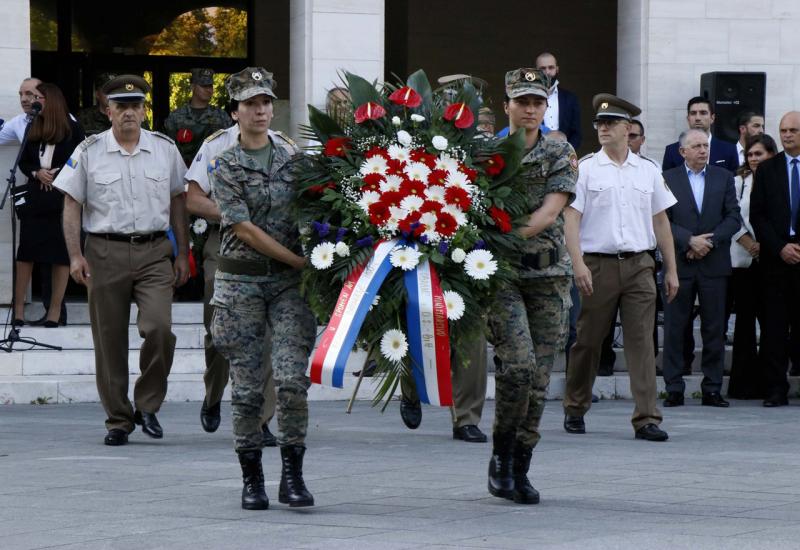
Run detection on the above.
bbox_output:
[94,72,117,90]
[505,68,550,99]
[592,93,641,120]
[437,74,489,89]
[102,74,150,103]
[225,67,277,101]
[191,68,214,86]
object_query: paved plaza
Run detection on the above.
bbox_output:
[1,398,799,549]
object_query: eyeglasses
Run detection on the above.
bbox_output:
[592,119,623,129]
[628,133,643,139]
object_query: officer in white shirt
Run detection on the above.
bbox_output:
[562,93,679,442]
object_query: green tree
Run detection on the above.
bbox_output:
[150,7,247,58]
[30,5,57,51]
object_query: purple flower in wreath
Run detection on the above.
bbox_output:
[312,221,330,238]
[472,239,487,250]
[355,235,374,248]
[438,241,449,254]
[419,234,429,244]
[335,227,348,242]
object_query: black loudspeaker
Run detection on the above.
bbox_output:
[700,72,766,142]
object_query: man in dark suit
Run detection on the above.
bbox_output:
[749,111,800,407]
[535,52,581,150]
[662,128,741,408]
[663,97,739,173]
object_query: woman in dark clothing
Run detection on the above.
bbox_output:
[15,82,85,327]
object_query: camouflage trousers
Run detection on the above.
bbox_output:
[488,276,571,448]
[211,276,317,451]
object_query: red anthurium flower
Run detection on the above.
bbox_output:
[489,206,512,233]
[368,201,390,225]
[444,186,472,211]
[354,101,387,123]
[387,158,406,176]
[388,86,423,108]
[177,128,194,144]
[443,102,475,129]
[484,154,506,177]
[427,169,448,187]
[365,146,389,159]
[399,179,426,197]
[188,249,198,277]
[307,181,337,195]
[361,173,385,193]
[435,211,459,236]
[323,136,351,157]
[420,200,443,213]
[380,190,404,206]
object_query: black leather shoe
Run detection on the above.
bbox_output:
[763,394,789,407]
[663,391,684,407]
[262,423,277,447]
[134,410,163,439]
[400,398,422,429]
[29,315,46,326]
[591,393,600,403]
[563,415,585,434]
[635,423,668,441]
[453,425,487,443]
[104,428,128,446]
[701,392,730,407]
[200,400,221,433]
[11,318,24,328]
[352,360,378,377]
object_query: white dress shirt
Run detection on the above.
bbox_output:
[543,83,560,131]
[686,164,706,213]
[185,125,241,194]
[0,113,31,145]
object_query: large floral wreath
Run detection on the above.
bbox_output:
[295,70,526,406]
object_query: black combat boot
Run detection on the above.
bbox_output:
[487,432,515,499]
[512,441,540,504]
[237,449,269,510]
[278,445,315,507]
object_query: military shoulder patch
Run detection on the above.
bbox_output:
[569,152,578,170]
[204,128,227,143]
[151,131,176,145]
[640,155,660,168]
[75,133,100,153]
[272,130,298,149]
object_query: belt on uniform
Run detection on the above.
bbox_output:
[90,231,166,243]
[217,255,292,276]
[584,251,644,260]
[521,245,567,270]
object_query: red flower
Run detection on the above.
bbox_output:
[460,165,478,182]
[420,200,443,213]
[489,206,512,233]
[399,179,426,197]
[484,154,505,177]
[188,249,198,277]
[354,101,386,123]
[380,190,404,206]
[444,187,471,211]
[323,137,351,157]
[388,86,422,108]
[361,173,384,193]
[435,211,458,236]
[427,169,448,187]
[176,128,194,144]
[443,103,475,129]
[307,181,336,195]
[368,201,390,225]
[387,158,406,176]
[420,152,438,169]
[399,211,425,236]
[365,146,389,159]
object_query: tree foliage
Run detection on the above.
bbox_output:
[150,7,247,58]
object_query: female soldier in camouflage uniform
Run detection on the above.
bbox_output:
[210,68,317,510]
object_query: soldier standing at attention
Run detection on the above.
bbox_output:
[164,68,232,167]
[77,73,116,136]
[562,94,679,441]
[54,75,190,446]
[185,97,277,444]
[209,68,316,511]
[486,68,577,505]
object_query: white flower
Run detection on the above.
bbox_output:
[421,228,441,244]
[372,295,381,307]
[400,195,424,213]
[380,174,403,192]
[310,242,336,270]
[420,211,438,228]
[444,171,470,189]
[432,135,448,151]
[389,205,409,220]
[359,156,388,176]
[443,290,465,320]
[435,154,460,174]
[404,161,431,182]
[424,185,446,203]
[335,241,350,257]
[380,329,408,363]
[390,246,422,271]
[410,114,425,122]
[451,248,466,263]
[397,130,413,146]
[392,116,402,127]
[464,249,498,280]
[387,144,410,162]
[441,204,468,226]
[357,190,382,213]
[192,218,208,234]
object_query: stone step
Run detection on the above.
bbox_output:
[2,372,797,406]
[0,324,206,350]
[0,349,207,376]
[1,302,204,326]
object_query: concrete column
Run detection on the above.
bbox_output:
[289,0,385,144]
[0,0,31,304]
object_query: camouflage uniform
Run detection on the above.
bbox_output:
[77,107,111,136]
[488,103,578,448]
[210,132,316,452]
[164,104,232,167]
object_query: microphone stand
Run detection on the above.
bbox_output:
[0,105,62,352]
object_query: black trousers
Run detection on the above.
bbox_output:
[759,260,800,398]
[727,265,765,398]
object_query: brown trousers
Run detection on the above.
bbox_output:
[202,226,275,424]
[86,235,176,432]
[563,253,662,430]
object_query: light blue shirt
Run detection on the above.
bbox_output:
[685,164,706,213]
[786,153,800,235]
